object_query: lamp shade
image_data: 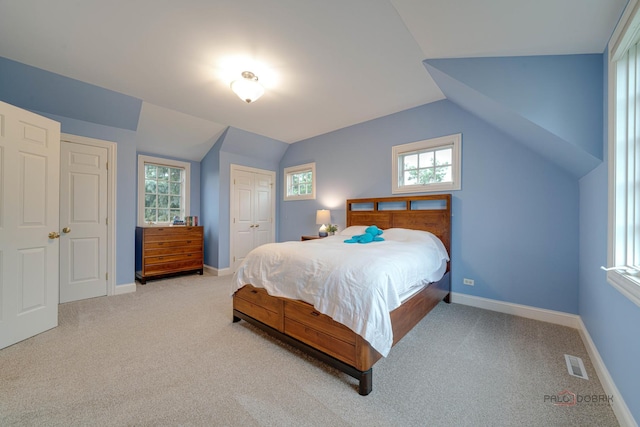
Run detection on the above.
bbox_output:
[316,209,331,225]
[230,71,264,103]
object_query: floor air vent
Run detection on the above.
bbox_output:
[564,354,589,380]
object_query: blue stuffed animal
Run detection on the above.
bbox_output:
[344,225,385,244]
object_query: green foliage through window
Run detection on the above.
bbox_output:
[144,164,184,223]
[287,170,313,196]
[399,147,452,187]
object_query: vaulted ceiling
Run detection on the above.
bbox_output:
[0,0,627,160]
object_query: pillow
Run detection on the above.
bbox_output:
[339,225,369,236]
[383,228,450,261]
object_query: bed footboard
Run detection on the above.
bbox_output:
[233,308,373,395]
[232,271,450,395]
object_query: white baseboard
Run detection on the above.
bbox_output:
[577,318,637,427]
[204,264,232,276]
[451,292,637,427]
[113,282,136,295]
[450,292,580,328]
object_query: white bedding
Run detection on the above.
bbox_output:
[232,228,449,357]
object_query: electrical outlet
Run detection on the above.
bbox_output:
[463,278,475,286]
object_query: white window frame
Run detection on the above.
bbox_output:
[137,154,190,226]
[606,0,640,307]
[284,162,316,201]
[392,133,461,194]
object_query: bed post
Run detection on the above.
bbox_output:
[358,369,372,396]
[443,268,452,304]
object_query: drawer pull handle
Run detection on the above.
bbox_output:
[186,240,191,243]
[251,290,258,294]
[311,311,320,317]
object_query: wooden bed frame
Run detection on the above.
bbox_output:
[232,194,451,395]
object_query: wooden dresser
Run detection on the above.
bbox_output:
[135,226,204,284]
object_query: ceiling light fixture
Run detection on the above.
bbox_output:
[230,71,264,104]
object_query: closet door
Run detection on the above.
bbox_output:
[231,166,275,273]
[252,172,272,247]
[233,169,256,271]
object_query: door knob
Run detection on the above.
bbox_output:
[62,227,71,234]
[48,232,60,239]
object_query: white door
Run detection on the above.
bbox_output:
[253,172,273,247]
[59,141,108,303]
[0,101,60,350]
[231,166,275,272]
[233,169,256,271]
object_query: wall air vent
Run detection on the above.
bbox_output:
[564,354,589,380]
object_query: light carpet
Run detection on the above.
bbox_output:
[0,272,619,426]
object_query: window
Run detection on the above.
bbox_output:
[392,134,461,194]
[607,0,640,307]
[284,162,316,201]
[137,155,190,226]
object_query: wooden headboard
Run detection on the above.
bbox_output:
[346,194,452,256]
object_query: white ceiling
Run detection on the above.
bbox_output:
[0,0,627,161]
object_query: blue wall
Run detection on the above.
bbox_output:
[200,127,288,269]
[424,55,603,179]
[201,132,224,269]
[578,52,640,422]
[425,55,603,161]
[280,99,579,314]
[0,56,142,131]
[579,164,640,421]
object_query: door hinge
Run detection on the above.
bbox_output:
[106,217,108,225]
[233,256,236,262]
[106,273,108,280]
[106,161,108,170]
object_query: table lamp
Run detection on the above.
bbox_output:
[316,209,331,237]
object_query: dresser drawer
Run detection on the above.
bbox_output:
[143,244,203,257]
[144,228,202,243]
[143,257,203,275]
[144,252,202,265]
[144,239,202,250]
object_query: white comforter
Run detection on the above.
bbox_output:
[232,228,449,357]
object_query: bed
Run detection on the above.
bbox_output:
[232,194,452,395]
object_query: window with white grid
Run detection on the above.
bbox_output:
[284,162,316,201]
[137,155,190,226]
[607,0,640,306]
[392,134,461,194]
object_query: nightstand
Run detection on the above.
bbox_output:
[301,235,324,241]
